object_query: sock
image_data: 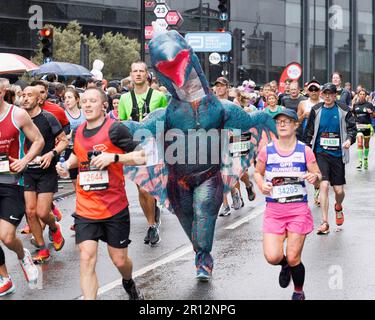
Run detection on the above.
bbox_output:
[122,278,135,291]
[358,149,363,161]
[364,148,369,159]
[290,263,305,293]
[278,256,288,268]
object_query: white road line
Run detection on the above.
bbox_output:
[92,245,193,298]
[81,207,263,299]
[225,207,264,230]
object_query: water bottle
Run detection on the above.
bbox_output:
[59,156,69,179]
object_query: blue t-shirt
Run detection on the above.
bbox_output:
[315,104,342,157]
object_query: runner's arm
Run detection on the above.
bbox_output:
[10,108,45,172]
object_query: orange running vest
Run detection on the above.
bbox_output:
[74,117,128,219]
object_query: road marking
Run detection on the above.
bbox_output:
[225,207,264,230]
[91,245,193,298]
[79,208,263,299]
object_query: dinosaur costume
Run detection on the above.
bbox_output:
[123,30,276,281]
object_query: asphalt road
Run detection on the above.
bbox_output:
[1,140,375,301]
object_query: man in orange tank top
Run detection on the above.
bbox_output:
[56,87,146,300]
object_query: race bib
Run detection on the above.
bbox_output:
[356,123,370,131]
[79,161,109,191]
[229,132,252,157]
[271,177,306,204]
[320,132,340,151]
[0,153,10,173]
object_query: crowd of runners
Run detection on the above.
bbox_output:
[0,59,373,300]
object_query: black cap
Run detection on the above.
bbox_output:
[273,109,298,121]
[321,83,337,94]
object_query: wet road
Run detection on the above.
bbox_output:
[1,141,375,300]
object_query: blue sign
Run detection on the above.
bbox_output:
[219,12,229,21]
[221,54,228,62]
[185,32,232,53]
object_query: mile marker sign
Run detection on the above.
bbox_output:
[154,3,169,18]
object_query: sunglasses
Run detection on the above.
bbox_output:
[308,87,320,92]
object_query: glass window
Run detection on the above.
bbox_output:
[358,0,373,90]
[310,0,327,83]
[331,0,351,83]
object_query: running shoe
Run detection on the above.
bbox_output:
[246,184,256,201]
[52,205,63,222]
[279,265,291,288]
[0,276,15,297]
[219,205,231,217]
[20,224,31,234]
[122,279,144,300]
[196,266,212,282]
[356,160,363,170]
[51,223,65,251]
[292,291,306,300]
[335,204,345,226]
[231,189,242,210]
[148,225,160,246]
[32,248,50,264]
[20,248,39,284]
[317,222,330,235]
[364,158,369,170]
[314,188,320,207]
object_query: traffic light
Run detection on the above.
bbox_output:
[218,0,228,13]
[39,27,53,62]
[232,28,246,85]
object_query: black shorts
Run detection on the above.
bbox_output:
[63,148,78,180]
[357,129,372,137]
[0,184,25,227]
[73,207,131,248]
[316,153,346,186]
[24,169,58,194]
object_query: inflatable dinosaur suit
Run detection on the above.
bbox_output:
[123,30,277,281]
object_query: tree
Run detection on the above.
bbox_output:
[32,21,140,80]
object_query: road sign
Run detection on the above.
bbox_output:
[221,54,228,63]
[145,25,154,40]
[219,12,229,21]
[154,18,168,30]
[154,3,169,18]
[209,52,221,65]
[185,32,232,52]
[165,10,183,27]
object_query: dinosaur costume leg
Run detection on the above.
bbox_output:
[168,168,223,271]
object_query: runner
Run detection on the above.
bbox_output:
[332,72,352,107]
[297,79,322,206]
[304,83,357,234]
[351,88,374,170]
[56,87,145,300]
[254,109,322,300]
[264,92,284,117]
[118,60,167,246]
[20,86,68,263]
[0,79,43,296]
[63,88,85,187]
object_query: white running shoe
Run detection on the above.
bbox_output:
[19,248,38,285]
[231,189,242,210]
[0,276,15,296]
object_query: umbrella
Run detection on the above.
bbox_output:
[0,53,39,74]
[31,61,92,77]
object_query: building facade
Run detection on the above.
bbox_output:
[0,0,374,89]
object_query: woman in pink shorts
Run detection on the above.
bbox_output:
[254,109,322,300]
